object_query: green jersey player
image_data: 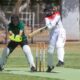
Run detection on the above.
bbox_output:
[0,14,36,72]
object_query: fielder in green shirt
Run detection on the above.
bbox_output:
[8,19,27,41]
[0,14,36,72]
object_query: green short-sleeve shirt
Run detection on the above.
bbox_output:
[8,21,27,41]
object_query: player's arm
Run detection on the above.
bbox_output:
[19,30,23,36]
[45,18,51,29]
[18,21,24,36]
[14,22,24,41]
[8,23,14,36]
[8,30,15,41]
[51,14,60,27]
[8,30,14,36]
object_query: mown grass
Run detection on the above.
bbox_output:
[0,73,60,80]
[64,42,80,69]
[0,42,80,80]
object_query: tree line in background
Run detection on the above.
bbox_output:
[0,0,60,28]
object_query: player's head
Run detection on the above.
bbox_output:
[52,3,59,12]
[11,14,19,26]
[44,4,53,17]
[44,3,59,17]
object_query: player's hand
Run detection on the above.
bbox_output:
[9,34,15,41]
[9,34,22,42]
[15,35,22,42]
[28,34,32,38]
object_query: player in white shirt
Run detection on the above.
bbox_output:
[44,4,66,72]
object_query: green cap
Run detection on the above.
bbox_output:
[52,3,58,7]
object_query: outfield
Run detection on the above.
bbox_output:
[0,42,80,80]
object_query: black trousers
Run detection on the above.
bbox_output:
[7,40,28,54]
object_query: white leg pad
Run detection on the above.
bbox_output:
[47,45,55,67]
[0,47,10,66]
[23,45,35,68]
[57,47,65,62]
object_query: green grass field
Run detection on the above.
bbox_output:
[0,42,80,80]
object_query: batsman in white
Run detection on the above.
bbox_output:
[44,3,66,72]
[0,14,36,72]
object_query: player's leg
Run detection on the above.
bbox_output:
[21,41,36,72]
[0,47,10,71]
[56,47,65,66]
[46,32,57,72]
[56,29,66,66]
[0,41,18,71]
[46,45,55,72]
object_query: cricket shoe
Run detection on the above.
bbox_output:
[46,66,54,72]
[31,66,37,72]
[0,65,4,71]
[56,60,64,67]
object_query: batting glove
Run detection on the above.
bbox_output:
[9,34,15,41]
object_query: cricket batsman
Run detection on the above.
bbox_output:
[0,14,36,72]
[44,3,66,72]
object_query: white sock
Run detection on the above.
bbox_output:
[23,45,35,68]
[57,47,65,62]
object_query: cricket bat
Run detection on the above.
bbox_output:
[28,26,47,38]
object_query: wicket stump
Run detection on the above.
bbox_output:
[35,42,46,72]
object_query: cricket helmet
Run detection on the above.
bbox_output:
[11,14,19,23]
[44,4,53,17]
[11,14,20,26]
